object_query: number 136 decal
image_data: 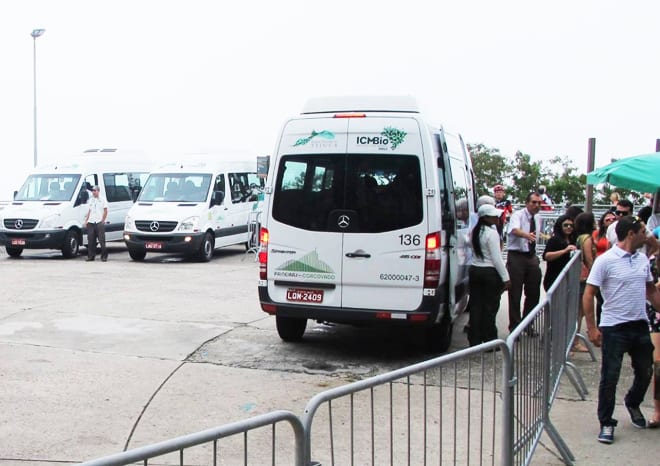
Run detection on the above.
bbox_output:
[398,234,421,246]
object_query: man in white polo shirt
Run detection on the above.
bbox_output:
[83,185,108,262]
[583,215,660,444]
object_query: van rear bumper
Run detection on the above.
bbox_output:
[0,230,67,249]
[258,285,448,326]
[123,231,205,253]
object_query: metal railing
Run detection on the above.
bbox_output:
[79,253,590,466]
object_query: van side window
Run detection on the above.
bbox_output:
[103,173,132,202]
[229,172,260,203]
[448,158,470,229]
[272,155,422,233]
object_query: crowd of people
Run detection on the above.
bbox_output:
[465,184,660,446]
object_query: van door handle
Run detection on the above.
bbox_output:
[345,251,371,258]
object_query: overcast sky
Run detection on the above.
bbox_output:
[1,0,659,199]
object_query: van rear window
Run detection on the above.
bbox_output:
[273,154,422,233]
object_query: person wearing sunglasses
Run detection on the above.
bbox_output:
[542,214,576,292]
[606,199,659,257]
[583,215,660,444]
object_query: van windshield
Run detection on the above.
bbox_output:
[15,174,81,202]
[273,154,423,233]
[139,174,212,202]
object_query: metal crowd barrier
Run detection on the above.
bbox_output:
[78,410,305,466]
[78,253,591,466]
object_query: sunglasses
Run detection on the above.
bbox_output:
[561,223,574,228]
[615,210,630,216]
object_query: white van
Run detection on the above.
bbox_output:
[258,96,476,352]
[0,149,151,258]
[123,157,264,261]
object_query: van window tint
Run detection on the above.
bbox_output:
[103,172,149,203]
[15,174,81,202]
[273,155,422,233]
[228,172,263,203]
[448,158,470,229]
[139,174,212,202]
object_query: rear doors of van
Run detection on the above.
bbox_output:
[265,116,426,316]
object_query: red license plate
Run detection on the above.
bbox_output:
[286,288,324,303]
[145,242,162,250]
[11,239,26,246]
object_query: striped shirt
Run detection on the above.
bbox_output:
[586,245,652,327]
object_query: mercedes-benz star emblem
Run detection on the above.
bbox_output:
[337,215,350,229]
[149,221,160,232]
[14,219,24,229]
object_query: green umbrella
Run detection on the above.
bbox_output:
[586,152,660,192]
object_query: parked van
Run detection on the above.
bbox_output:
[123,157,264,261]
[258,96,476,352]
[0,149,151,258]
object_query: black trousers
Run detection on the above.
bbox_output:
[87,222,107,259]
[467,266,503,346]
[506,251,541,331]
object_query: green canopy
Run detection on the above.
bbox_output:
[586,152,660,192]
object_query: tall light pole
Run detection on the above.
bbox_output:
[31,28,45,167]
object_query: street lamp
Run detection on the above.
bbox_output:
[31,28,45,167]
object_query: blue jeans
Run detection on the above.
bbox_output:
[598,320,654,427]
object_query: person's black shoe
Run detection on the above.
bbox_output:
[101,256,107,262]
[85,257,95,262]
[626,405,647,429]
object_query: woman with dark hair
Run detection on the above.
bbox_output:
[542,214,577,291]
[466,204,511,346]
[574,212,597,352]
[592,210,616,324]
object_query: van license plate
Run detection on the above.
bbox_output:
[145,242,162,250]
[286,288,324,303]
[11,239,26,246]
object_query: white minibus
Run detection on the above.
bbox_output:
[123,156,264,261]
[258,96,476,352]
[0,149,151,258]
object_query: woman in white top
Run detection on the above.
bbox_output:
[467,204,512,346]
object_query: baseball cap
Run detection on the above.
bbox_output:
[91,185,100,191]
[493,184,505,192]
[478,204,503,218]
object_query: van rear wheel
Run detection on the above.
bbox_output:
[426,315,453,354]
[276,316,307,342]
[61,230,80,258]
[5,246,23,258]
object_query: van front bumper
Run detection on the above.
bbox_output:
[0,229,68,249]
[123,231,205,254]
[258,285,448,326]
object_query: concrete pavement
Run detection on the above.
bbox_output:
[1,245,659,465]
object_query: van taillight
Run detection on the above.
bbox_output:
[258,228,269,280]
[424,232,441,289]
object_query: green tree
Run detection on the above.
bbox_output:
[467,143,510,196]
[510,151,548,203]
[545,156,586,206]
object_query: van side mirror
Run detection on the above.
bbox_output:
[211,190,224,206]
[13,190,17,200]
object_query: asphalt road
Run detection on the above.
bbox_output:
[1,243,658,465]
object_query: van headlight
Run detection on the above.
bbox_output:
[178,216,199,232]
[124,214,135,230]
[41,214,61,229]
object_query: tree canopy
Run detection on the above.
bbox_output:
[467,143,648,206]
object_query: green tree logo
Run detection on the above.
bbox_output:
[382,127,407,149]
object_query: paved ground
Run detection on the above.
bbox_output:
[0,243,658,465]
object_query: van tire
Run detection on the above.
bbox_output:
[5,246,23,258]
[198,232,214,262]
[61,230,80,258]
[128,249,147,261]
[426,315,453,354]
[276,316,307,342]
